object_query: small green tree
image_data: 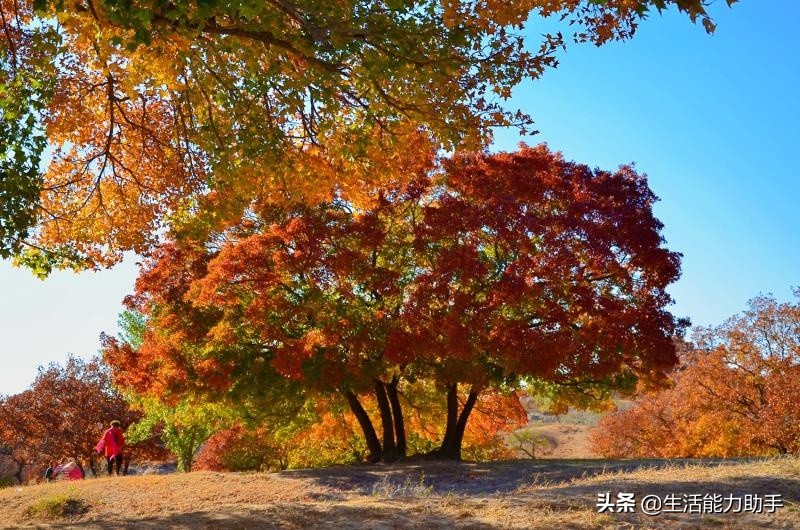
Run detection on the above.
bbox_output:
[126,396,230,472]
[510,429,554,459]
[108,310,230,471]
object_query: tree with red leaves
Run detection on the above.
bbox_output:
[0,356,167,482]
[394,146,684,458]
[106,145,683,462]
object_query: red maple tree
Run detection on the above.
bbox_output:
[106,145,683,461]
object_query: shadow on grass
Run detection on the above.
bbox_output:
[280,458,762,496]
[519,470,800,530]
[16,459,797,530]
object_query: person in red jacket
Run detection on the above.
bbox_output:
[96,420,125,476]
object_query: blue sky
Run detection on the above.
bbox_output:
[1,1,798,395]
[495,0,799,329]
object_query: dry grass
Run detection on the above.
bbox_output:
[513,395,607,459]
[519,423,595,458]
[23,488,90,521]
[1,458,798,529]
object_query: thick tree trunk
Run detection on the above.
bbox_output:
[451,388,479,461]
[434,384,480,460]
[343,390,382,462]
[73,455,86,477]
[375,380,400,462]
[387,377,407,458]
[88,455,98,477]
[437,383,459,458]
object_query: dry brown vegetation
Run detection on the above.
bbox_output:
[508,395,614,459]
[1,458,798,529]
[522,423,595,458]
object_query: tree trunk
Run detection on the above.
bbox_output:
[435,384,480,460]
[343,390,382,462]
[437,383,459,458]
[451,388,480,461]
[73,455,86,477]
[375,380,400,462]
[387,377,407,458]
[174,429,196,472]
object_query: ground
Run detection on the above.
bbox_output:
[1,458,798,529]
[509,394,614,459]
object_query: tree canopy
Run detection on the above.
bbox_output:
[0,0,736,271]
[104,145,684,461]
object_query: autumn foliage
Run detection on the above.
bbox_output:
[0,0,747,473]
[194,405,367,472]
[0,0,735,270]
[591,293,800,458]
[0,356,167,483]
[104,145,683,463]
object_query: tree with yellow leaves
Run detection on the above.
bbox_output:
[2,0,736,271]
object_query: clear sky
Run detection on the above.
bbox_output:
[1,1,798,395]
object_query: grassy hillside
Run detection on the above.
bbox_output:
[2,458,798,529]
[509,394,625,459]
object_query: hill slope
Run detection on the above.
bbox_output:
[2,458,798,529]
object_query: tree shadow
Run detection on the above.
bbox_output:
[516,468,800,529]
[281,458,756,496]
[17,459,796,530]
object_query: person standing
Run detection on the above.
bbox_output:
[44,461,56,482]
[96,420,125,476]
